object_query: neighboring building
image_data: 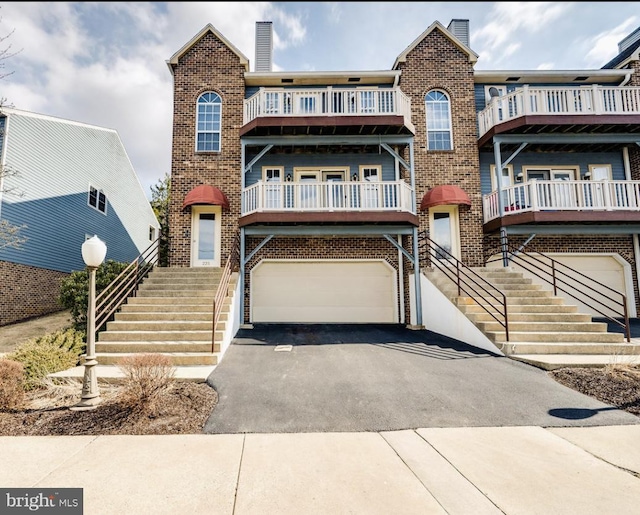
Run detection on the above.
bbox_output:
[0,108,160,325]
[165,19,640,337]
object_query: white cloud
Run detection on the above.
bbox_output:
[473,2,573,66]
[584,16,639,67]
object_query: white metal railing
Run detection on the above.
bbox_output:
[242,180,415,215]
[478,85,640,136]
[243,87,413,129]
[483,179,640,222]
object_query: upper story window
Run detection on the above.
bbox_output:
[88,186,107,214]
[425,90,452,151]
[196,92,222,152]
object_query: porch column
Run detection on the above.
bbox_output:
[493,139,509,266]
[239,226,247,327]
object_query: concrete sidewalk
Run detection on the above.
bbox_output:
[2,425,640,514]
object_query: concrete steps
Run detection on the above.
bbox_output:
[424,266,638,366]
[93,267,237,368]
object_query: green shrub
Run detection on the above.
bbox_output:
[6,328,86,390]
[59,259,130,331]
[0,359,25,410]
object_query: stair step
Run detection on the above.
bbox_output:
[456,295,562,306]
[96,341,220,353]
[466,312,592,323]
[476,321,608,333]
[498,342,639,356]
[120,302,214,311]
[485,331,625,344]
[126,296,213,305]
[509,354,640,370]
[114,312,216,321]
[106,321,214,331]
[96,352,218,366]
[98,330,221,342]
[459,304,578,314]
[136,290,216,298]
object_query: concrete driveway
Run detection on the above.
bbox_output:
[204,324,640,434]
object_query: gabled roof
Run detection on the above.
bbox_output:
[393,20,478,69]
[166,23,249,75]
[602,29,640,70]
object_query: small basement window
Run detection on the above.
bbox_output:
[88,186,107,214]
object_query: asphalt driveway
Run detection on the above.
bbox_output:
[204,324,640,434]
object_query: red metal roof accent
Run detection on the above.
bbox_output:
[182,184,230,210]
[420,185,471,210]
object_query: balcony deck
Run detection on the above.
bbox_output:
[240,180,417,227]
[242,87,415,136]
[477,85,640,147]
[483,179,640,231]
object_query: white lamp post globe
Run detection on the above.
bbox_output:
[82,235,107,267]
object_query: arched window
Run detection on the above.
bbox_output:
[196,92,222,152]
[425,90,452,150]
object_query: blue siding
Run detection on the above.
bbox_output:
[0,193,139,272]
[245,152,396,186]
[479,152,626,195]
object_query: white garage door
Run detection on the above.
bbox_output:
[489,253,632,318]
[251,260,398,323]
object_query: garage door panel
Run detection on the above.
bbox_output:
[251,260,397,323]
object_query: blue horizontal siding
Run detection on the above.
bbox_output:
[245,152,396,186]
[0,193,139,273]
[479,151,626,195]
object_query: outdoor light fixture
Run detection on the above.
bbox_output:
[71,235,107,411]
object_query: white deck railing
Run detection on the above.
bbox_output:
[242,180,415,216]
[478,85,640,137]
[243,87,413,130]
[483,179,640,222]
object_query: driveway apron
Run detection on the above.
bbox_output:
[204,324,640,434]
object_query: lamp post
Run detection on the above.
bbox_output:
[71,235,107,411]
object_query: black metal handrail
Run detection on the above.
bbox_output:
[418,231,510,342]
[95,237,160,332]
[211,232,241,352]
[487,239,631,342]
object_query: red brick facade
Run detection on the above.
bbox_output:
[396,28,484,267]
[0,261,68,326]
[169,31,245,268]
[168,22,640,326]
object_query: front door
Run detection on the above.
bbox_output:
[429,206,461,261]
[191,206,221,267]
[322,170,346,208]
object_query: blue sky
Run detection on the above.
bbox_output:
[0,2,638,197]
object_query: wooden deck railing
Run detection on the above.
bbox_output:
[483,179,640,222]
[243,86,413,129]
[242,180,415,215]
[478,85,640,136]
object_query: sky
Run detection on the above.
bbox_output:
[0,2,639,199]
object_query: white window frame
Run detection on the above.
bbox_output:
[149,226,156,241]
[489,164,514,191]
[587,164,613,180]
[425,89,453,151]
[88,185,107,215]
[195,92,222,153]
[522,165,579,182]
[429,205,461,261]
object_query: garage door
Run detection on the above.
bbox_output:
[251,260,398,323]
[489,253,631,318]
